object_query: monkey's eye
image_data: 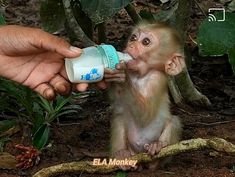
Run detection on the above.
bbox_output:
[129,34,138,41]
[142,38,151,46]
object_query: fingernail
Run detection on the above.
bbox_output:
[144,144,150,150]
[69,46,82,53]
[55,84,67,93]
[44,88,55,100]
[116,65,120,69]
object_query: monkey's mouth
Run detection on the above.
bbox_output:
[125,57,140,73]
[123,51,140,72]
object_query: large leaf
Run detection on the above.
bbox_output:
[197,12,235,74]
[80,0,130,25]
[0,120,16,133]
[33,124,49,150]
[0,78,39,120]
[31,103,44,135]
[40,0,66,33]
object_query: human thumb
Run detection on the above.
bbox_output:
[33,29,82,58]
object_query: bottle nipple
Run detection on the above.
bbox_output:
[117,52,133,62]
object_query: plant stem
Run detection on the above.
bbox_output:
[97,22,106,44]
[62,0,95,47]
[125,4,142,24]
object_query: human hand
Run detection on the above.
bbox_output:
[0,25,83,100]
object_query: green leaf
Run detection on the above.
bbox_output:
[114,171,127,177]
[33,124,49,150]
[61,104,82,111]
[197,12,235,75]
[55,96,71,112]
[0,120,16,133]
[0,78,40,120]
[80,0,130,25]
[40,0,66,33]
[38,96,53,112]
[0,11,6,25]
[57,110,78,117]
[197,12,235,56]
[31,110,44,135]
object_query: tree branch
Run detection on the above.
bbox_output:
[175,67,211,107]
[62,0,95,47]
[33,138,235,177]
[125,4,142,24]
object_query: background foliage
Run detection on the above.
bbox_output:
[197,12,235,74]
[0,78,81,150]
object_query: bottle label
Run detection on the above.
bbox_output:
[79,67,103,82]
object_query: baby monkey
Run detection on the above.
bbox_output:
[106,22,185,170]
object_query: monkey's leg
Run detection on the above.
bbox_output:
[159,116,182,145]
[110,114,136,170]
[145,116,182,156]
[145,116,182,155]
[110,115,126,155]
[145,116,182,169]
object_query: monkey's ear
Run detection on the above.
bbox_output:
[165,53,185,75]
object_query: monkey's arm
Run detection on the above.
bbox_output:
[104,62,127,83]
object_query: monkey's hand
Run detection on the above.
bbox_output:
[104,61,126,83]
[113,149,137,170]
[144,141,168,156]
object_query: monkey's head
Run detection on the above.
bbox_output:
[124,22,185,77]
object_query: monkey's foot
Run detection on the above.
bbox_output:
[113,149,137,170]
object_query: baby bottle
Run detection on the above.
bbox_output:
[65,44,132,83]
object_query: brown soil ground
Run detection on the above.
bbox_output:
[1,0,235,177]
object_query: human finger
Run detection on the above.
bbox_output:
[115,61,126,70]
[32,29,82,58]
[104,73,125,79]
[96,81,108,89]
[49,74,71,95]
[34,83,56,100]
[75,83,89,92]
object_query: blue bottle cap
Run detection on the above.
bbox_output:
[97,45,119,69]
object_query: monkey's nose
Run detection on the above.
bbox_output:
[128,44,135,49]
